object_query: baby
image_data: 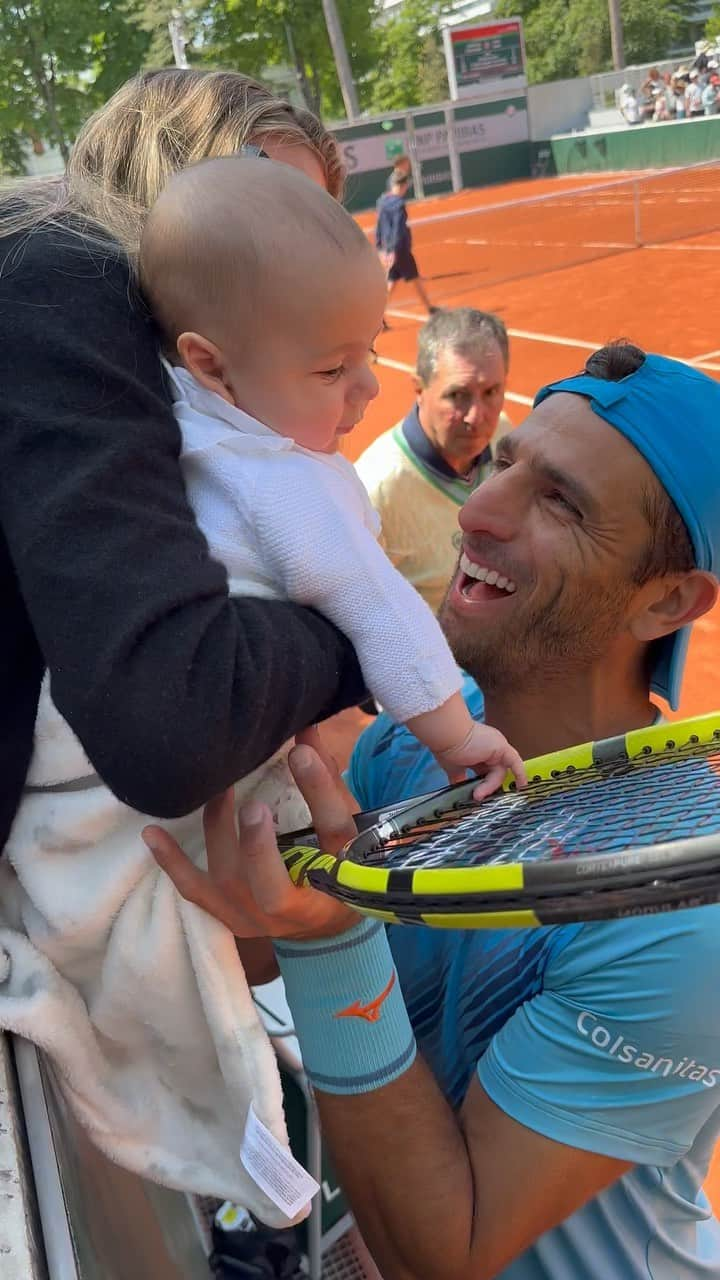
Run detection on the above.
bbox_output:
[139,154,526,799]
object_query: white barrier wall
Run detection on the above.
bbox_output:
[527,78,594,140]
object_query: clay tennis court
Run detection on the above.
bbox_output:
[346,163,720,723]
[332,164,720,1209]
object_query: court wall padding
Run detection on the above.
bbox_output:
[335,93,531,212]
[550,116,720,175]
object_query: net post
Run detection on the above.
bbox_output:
[633,179,643,247]
[445,104,463,194]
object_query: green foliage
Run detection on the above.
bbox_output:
[495,0,684,82]
[0,1,149,174]
[705,5,720,39]
[0,0,462,172]
[124,0,379,119]
[366,0,450,112]
[417,31,450,105]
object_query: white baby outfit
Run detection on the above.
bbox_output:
[0,364,460,1216]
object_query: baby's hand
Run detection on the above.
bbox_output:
[434,722,527,799]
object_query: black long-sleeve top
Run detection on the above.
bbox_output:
[0,225,365,849]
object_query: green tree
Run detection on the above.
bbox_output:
[125,0,379,120]
[495,0,683,82]
[367,0,451,112]
[0,1,150,174]
[417,29,450,104]
[705,2,720,38]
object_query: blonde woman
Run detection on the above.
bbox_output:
[0,68,360,851]
[0,69,364,1214]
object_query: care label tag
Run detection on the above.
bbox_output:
[240,1104,320,1220]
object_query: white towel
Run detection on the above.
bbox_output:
[0,674,310,1224]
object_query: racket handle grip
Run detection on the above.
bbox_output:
[282,844,335,887]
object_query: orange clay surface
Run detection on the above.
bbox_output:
[320,169,720,1211]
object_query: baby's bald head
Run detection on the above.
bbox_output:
[139,154,375,355]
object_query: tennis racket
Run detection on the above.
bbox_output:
[280,713,720,929]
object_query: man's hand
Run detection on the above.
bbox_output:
[143,726,359,942]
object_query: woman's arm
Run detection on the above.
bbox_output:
[0,227,364,817]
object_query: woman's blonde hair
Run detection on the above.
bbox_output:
[0,68,344,256]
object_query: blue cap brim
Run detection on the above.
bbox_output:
[650,625,690,712]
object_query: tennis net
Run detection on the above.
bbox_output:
[405,157,720,292]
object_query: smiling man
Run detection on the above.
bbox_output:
[355,308,511,613]
[153,342,720,1280]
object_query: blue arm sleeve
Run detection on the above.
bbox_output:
[477,908,720,1165]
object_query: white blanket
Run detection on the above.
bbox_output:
[0,675,311,1224]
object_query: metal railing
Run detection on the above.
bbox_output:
[590,58,691,110]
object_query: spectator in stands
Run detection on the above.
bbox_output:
[619,84,641,125]
[686,71,704,118]
[673,76,687,119]
[641,66,662,100]
[355,309,511,615]
[375,171,434,321]
[653,74,675,122]
[702,76,718,115]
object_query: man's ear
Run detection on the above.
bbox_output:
[413,374,424,399]
[630,571,719,643]
[176,332,234,404]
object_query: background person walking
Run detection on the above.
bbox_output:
[375,171,434,322]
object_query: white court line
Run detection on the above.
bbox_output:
[690,348,720,364]
[452,237,633,250]
[385,309,604,353]
[375,355,533,405]
[644,243,720,251]
[385,307,426,321]
[508,328,602,351]
[692,361,720,372]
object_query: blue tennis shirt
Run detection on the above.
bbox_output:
[347,680,720,1279]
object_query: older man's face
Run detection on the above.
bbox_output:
[416,342,506,466]
[440,393,664,688]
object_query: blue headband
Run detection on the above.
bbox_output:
[534,353,720,709]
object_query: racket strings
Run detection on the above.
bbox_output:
[363,743,720,871]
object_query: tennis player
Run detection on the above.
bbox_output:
[149,342,720,1279]
[375,170,434,318]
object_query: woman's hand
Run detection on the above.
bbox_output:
[142,726,360,942]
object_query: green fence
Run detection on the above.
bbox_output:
[550,116,720,175]
[334,94,531,212]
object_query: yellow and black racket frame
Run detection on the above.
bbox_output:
[281,713,720,929]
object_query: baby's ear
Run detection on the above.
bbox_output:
[176,332,234,404]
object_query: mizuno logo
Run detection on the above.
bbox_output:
[334,972,396,1023]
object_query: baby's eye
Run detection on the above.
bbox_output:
[318,365,345,381]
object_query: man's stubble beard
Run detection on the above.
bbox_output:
[438,575,636,694]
